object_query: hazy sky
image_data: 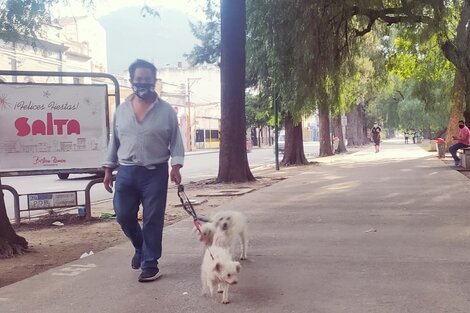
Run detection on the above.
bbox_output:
[52,0,206,20]
[52,0,209,74]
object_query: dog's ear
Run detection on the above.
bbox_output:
[214,262,223,273]
[235,262,241,273]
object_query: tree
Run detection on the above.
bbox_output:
[439,0,470,123]
[245,92,273,147]
[0,0,66,257]
[185,0,220,66]
[375,26,454,141]
[217,0,255,182]
[333,115,348,153]
[281,114,309,165]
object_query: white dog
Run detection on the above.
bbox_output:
[197,210,248,260]
[201,245,241,304]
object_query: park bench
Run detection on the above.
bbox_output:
[458,147,470,169]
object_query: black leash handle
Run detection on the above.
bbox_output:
[177,184,210,223]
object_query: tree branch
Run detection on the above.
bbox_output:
[440,40,459,67]
[351,5,435,37]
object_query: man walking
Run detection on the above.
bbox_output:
[371,122,382,153]
[102,59,185,282]
[449,120,470,167]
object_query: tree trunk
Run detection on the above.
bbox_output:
[217,0,255,183]
[258,126,263,147]
[445,73,465,150]
[359,104,369,145]
[281,113,308,166]
[333,115,348,153]
[422,125,432,140]
[0,179,28,258]
[346,104,367,146]
[319,102,333,156]
[441,1,470,130]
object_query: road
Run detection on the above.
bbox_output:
[2,142,319,220]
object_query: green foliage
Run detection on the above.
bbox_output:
[369,75,451,133]
[245,92,273,129]
[0,0,56,42]
[185,0,220,66]
[247,0,348,123]
[367,76,401,128]
[398,98,428,130]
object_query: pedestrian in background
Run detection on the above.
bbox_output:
[371,122,382,153]
[449,120,470,167]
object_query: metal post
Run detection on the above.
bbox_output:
[84,177,112,220]
[186,77,201,152]
[186,78,192,152]
[274,92,280,171]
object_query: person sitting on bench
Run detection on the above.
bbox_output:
[449,120,470,167]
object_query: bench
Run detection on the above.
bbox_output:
[458,148,470,168]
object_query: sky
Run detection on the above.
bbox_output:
[52,0,207,20]
[51,0,210,74]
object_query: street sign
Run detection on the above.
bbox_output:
[0,83,108,174]
[27,191,78,210]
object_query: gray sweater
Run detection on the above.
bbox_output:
[103,97,185,169]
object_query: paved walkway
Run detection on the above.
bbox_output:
[2,140,470,313]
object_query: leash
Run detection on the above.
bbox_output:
[177,184,214,260]
[177,184,206,230]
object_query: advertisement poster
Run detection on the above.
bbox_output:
[0,84,108,174]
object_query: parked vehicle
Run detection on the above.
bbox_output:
[57,170,105,180]
[273,131,285,153]
[246,137,253,152]
[278,133,285,152]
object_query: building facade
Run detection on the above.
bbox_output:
[0,16,107,85]
[158,64,221,151]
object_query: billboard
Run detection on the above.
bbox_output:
[0,84,108,174]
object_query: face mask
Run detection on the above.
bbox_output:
[132,82,155,101]
[459,124,465,129]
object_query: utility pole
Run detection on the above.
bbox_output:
[186,77,201,152]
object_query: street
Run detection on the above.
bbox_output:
[2,142,319,220]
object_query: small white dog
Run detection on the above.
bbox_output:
[197,210,248,260]
[201,245,241,304]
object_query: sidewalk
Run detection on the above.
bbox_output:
[2,141,470,313]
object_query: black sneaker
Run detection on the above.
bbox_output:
[131,252,141,270]
[138,268,161,282]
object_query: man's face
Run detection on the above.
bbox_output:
[130,67,156,101]
[374,123,378,127]
[131,67,155,85]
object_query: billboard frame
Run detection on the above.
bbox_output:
[0,70,120,177]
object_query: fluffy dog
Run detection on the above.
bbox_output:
[201,245,241,304]
[197,210,248,260]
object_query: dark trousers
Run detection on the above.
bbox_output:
[113,164,168,270]
[449,143,470,162]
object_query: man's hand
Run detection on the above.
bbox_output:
[103,167,114,193]
[170,164,182,185]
